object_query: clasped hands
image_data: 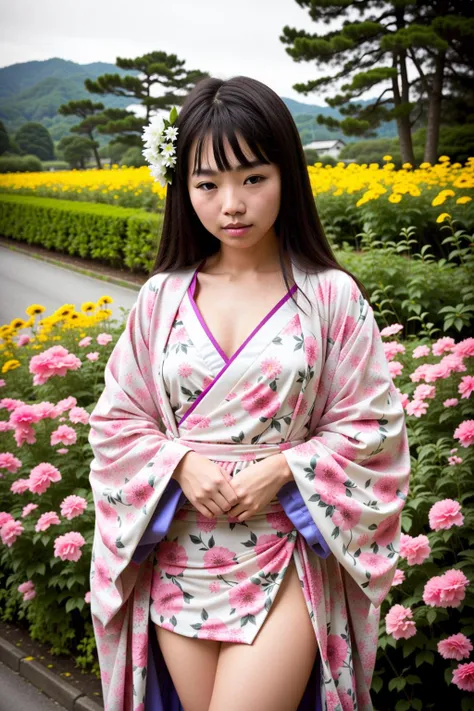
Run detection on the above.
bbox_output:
[174,450,293,523]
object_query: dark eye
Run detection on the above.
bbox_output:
[197,175,265,191]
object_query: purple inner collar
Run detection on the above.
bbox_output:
[187,260,297,365]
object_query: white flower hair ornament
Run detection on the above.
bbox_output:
[141,106,179,187]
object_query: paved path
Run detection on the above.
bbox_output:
[0,660,66,711]
[0,247,139,326]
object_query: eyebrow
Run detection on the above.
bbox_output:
[193,160,267,177]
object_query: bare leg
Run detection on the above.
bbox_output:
[208,556,318,711]
[154,624,221,711]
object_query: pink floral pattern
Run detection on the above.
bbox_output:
[88,265,410,711]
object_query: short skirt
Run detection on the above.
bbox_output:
[150,474,298,644]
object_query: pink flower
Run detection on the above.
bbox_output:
[1,519,24,547]
[432,336,456,355]
[454,419,474,447]
[17,335,31,346]
[31,401,57,419]
[385,604,416,640]
[0,452,22,473]
[423,569,469,608]
[260,357,283,379]
[0,512,14,528]
[388,361,403,377]
[406,398,428,417]
[459,375,474,399]
[452,662,474,692]
[177,362,193,378]
[78,337,92,347]
[21,503,38,518]
[0,379,5,387]
[413,384,436,400]
[412,345,430,358]
[203,546,236,575]
[453,337,474,358]
[443,398,458,407]
[373,475,400,503]
[53,531,86,562]
[383,341,406,360]
[35,511,61,532]
[327,634,348,677]
[438,633,473,661]
[399,533,431,565]
[69,406,89,425]
[14,424,36,447]
[241,383,281,419]
[0,421,13,432]
[18,580,36,601]
[10,404,41,427]
[391,569,405,586]
[60,495,87,520]
[126,479,155,508]
[332,499,362,531]
[0,398,25,411]
[50,424,77,446]
[55,397,77,413]
[84,591,91,603]
[29,345,81,385]
[156,541,188,576]
[151,580,184,617]
[380,324,404,337]
[29,462,62,494]
[57,448,69,455]
[97,333,113,346]
[304,336,319,366]
[11,478,30,494]
[86,352,99,361]
[448,455,463,465]
[228,580,265,615]
[429,499,464,531]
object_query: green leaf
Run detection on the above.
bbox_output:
[395,701,410,711]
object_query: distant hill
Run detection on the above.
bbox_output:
[0,58,140,144]
[0,57,397,148]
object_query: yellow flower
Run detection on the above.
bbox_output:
[432,194,446,206]
[419,162,431,169]
[438,155,450,162]
[81,302,97,313]
[436,212,451,223]
[26,304,46,317]
[10,318,26,330]
[402,163,412,170]
[456,196,472,205]
[389,193,402,203]
[2,359,21,373]
[383,155,392,161]
[97,295,114,306]
[441,189,455,198]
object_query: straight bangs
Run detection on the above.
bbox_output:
[190,108,273,177]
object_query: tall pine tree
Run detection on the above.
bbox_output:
[84,51,209,148]
[281,0,474,164]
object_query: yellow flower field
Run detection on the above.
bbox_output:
[0,156,472,211]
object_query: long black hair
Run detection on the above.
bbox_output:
[151,75,370,307]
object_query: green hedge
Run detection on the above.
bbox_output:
[0,194,162,272]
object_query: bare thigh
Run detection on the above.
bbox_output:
[154,624,221,711]
[208,556,318,711]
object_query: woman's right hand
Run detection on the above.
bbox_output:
[172,451,240,518]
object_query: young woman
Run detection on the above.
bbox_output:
[88,76,411,711]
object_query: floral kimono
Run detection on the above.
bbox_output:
[88,259,410,711]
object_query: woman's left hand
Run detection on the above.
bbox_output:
[226,454,291,522]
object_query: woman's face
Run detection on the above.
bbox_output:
[187,132,281,251]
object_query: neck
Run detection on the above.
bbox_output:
[204,231,290,277]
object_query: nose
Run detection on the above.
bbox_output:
[221,185,246,215]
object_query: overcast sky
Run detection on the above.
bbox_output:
[0,0,369,104]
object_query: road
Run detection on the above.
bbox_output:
[0,247,139,327]
[0,661,67,711]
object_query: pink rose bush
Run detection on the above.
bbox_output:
[377,319,473,708]
[0,297,114,672]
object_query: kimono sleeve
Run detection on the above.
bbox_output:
[88,278,193,623]
[281,272,411,607]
